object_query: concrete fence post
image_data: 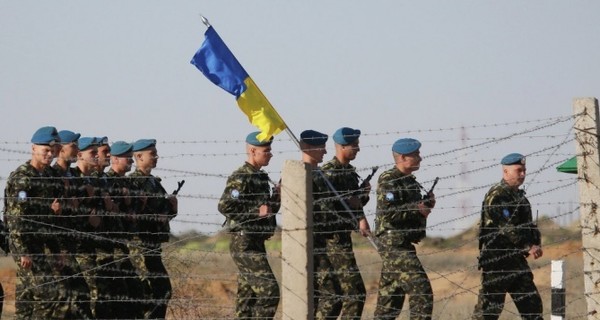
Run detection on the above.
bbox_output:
[281,160,314,320]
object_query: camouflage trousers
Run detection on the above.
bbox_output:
[374,233,433,320]
[325,232,366,320]
[14,254,85,319]
[95,247,137,319]
[128,240,172,319]
[55,253,93,319]
[472,257,542,320]
[230,232,280,319]
[76,252,98,317]
[314,239,343,320]
[128,238,159,318]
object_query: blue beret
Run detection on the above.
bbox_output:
[96,136,109,146]
[132,139,157,152]
[31,126,59,145]
[333,127,361,145]
[78,137,99,151]
[392,138,421,154]
[110,141,133,156]
[301,130,328,146]
[246,131,273,146]
[501,153,526,165]
[58,130,81,144]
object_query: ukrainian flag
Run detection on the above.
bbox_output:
[191,26,287,142]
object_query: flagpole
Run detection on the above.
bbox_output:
[196,16,376,248]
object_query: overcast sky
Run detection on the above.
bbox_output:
[1,1,598,237]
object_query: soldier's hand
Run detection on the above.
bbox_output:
[348,196,361,209]
[20,255,32,269]
[426,192,436,208]
[417,202,432,217]
[51,198,62,215]
[358,217,371,237]
[529,245,543,259]
[168,195,178,214]
[258,204,272,218]
[85,185,94,197]
[362,181,372,193]
[122,188,131,206]
[89,210,102,228]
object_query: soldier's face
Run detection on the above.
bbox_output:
[79,148,99,168]
[97,145,111,168]
[61,142,79,161]
[137,148,158,169]
[396,151,421,173]
[503,164,526,187]
[32,144,55,166]
[113,155,133,173]
[304,144,327,164]
[341,140,360,161]
[252,146,273,167]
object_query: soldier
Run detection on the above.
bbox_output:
[218,132,280,319]
[373,138,435,320]
[321,127,371,319]
[129,139,178,319]
[72,136,104,317]
[299,129,343,319]
[472,153,543,320]
[95,136,110,173]
[4,126,68,319]
[105,141,146,319]
[91,137,137,319]
[51,130,94,319]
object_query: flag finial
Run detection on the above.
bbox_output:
[200,15,211,27]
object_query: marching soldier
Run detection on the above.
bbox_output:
[300,129,343,319]
[129,139,177,319]
[373,138,435,320]
[321,127,371,319]
[472,153,543,320]
[218,132,280,319]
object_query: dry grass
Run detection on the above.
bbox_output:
[0,222,587,319]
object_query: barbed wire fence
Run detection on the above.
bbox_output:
[0,110,590,319]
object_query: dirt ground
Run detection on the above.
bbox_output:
[0,238,586,319]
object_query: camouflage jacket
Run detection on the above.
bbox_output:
[104,169,133,240]
[4,161,61,255]
[218,162,279,239]
[321,156,369,232]
[374,167,427,243]
[70,166,106,252]
[129,168,176,243]
[478,179,541,268]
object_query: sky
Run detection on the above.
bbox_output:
[1,1,598,237]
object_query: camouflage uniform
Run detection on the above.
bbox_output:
[373,167,433,320]
[321,156,368,319]
[4,161,77,319]
[106,168,148,319]
[312,169,343,320]
[218,162,280,319]
[48,164,94,319]
[93,169,138,319]
[472,179,542,320]
[129,168,175,319]
[71,166,103,317]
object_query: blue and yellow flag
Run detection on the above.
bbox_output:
[190,26,286,142]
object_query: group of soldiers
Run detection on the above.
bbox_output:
[220,127,544,320]
[3,126,178,319]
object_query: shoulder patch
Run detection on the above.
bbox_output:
[385,192,395,202]
[18,191,27,202]
[231,189,240,199]
[502,208,510,218]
